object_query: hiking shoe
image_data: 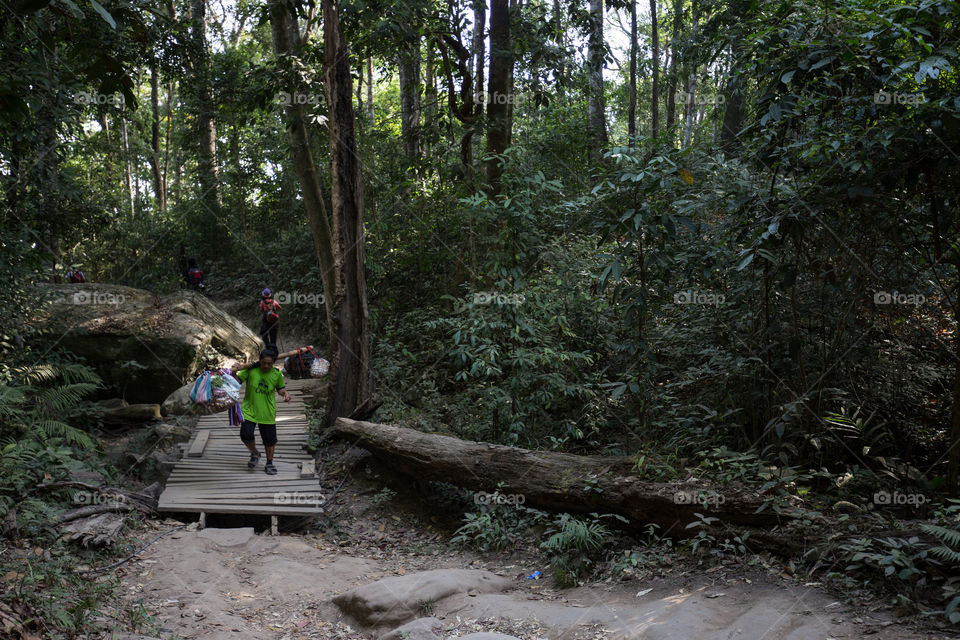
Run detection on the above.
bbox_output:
[264,461,277,475]
[248,450,261,469]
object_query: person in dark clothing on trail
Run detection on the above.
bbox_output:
[184,258,205,291]
[66,266,86,283]
[259,288,281,350]
[230,348,291,475]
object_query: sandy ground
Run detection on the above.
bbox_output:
[94,451,955,640]
[105,523,944,640]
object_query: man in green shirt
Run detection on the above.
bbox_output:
[231,350,291,475]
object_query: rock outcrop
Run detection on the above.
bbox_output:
[35,284,260,403]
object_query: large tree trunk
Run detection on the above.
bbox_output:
[485,0,512,197]
[649,0,660,138]
[664,0,681,135]
[323,0,374,422]
[720,72,743,152]
[149,65,166,213]
[586,0,607,157]
[269,0,337,344]
[472,0,486,121]
[332,418,787,539]
[682,0,698,148]
[628,0,637,142]
[424,41,438,149]
[189,0,223,239]
[163,80,174,203]
[120,106,135,220]
[366,58,375,125]
[398,39,421,160]
[552,0,566,104]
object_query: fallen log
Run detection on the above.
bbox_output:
[60,512,126,546]
[101,403,162,423]
[40,481,160,523]
[331,418,794,539]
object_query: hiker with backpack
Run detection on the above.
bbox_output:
[230,348,291,475]
[259,288,281,350]
[184,258,205,292]
[66,266,86,283]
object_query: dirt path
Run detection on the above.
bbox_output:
[112,521,938,640]
[103,456,952,640]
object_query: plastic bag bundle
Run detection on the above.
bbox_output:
[190,369,242,412]
[310,355,330,378]
[284,348,330,379]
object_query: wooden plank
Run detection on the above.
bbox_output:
[163,495,315,504]
[156,503,323,515]
[159,382,324,515]
[163,484,322,492]
[164,482,322,490]
[161,487,323,496]
[188,430,211,457]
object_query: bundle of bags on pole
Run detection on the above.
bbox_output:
[190,368,244,424]
[283,347,330,379]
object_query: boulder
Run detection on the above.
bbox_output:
[196,527,256,547]
[153,423,192,442]
[35,284,261,403]
[161,380,198,416]
[333,569,512,628]
[454,635,521,640]
[379,617,444,640]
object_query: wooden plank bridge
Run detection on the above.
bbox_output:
[158,377,325,517]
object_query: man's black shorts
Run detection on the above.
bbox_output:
[240,420,278,447]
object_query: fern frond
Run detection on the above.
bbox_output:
[0,384,26,416]
[13,364,60,385]
[38,383,100,414]
[928,545,960,564]
[0,439,44,464]
[55,362,102,386]
[921,524,960,553]
[28,419,95,449]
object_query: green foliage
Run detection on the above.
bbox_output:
[370,487,397,508]
[0,540,121,635]
[0,361,102,534]
[823,515,960,626]
[451,495,547,552]
[922,524,960,564]
[540,513,613,587]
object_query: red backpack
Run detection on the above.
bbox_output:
[260,298,280,323]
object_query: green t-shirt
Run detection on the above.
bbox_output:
[236,367,286,424]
